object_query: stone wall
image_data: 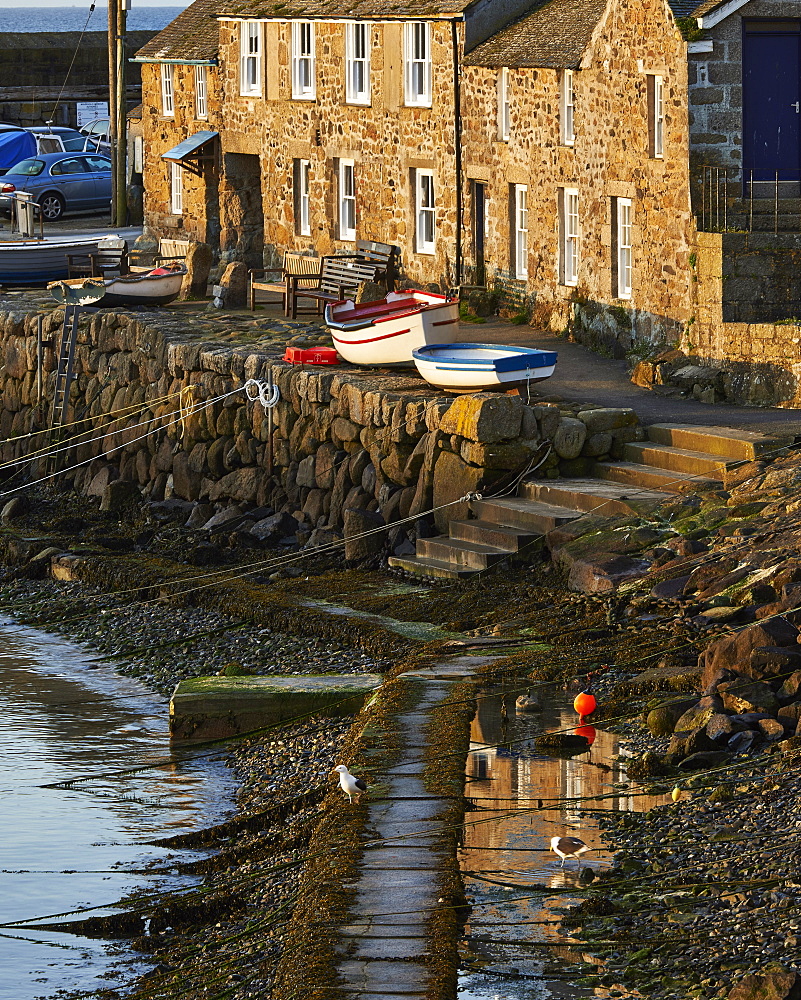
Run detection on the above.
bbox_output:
[0,302,644,553]
[0,32,151,91]
[668,231,801,406]
[460,0,694,354]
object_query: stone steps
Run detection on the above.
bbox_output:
[389,420,790,581]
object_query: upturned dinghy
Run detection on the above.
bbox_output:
[412,343,557,393]
[325,290,459,366]
[48,263,187,308]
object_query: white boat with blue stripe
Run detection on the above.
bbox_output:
[412,342,557,393]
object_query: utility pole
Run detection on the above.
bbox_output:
[114,0,128,226]
[107,0,117,223]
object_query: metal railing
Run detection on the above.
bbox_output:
[698,165,801,234]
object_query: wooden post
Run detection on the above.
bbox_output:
[115,0,128,226]
[107,0,117,223]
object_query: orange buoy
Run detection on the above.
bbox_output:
[575,724,596,746]
[573,690,597,722]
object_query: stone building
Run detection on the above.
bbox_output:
[135,0,693,351]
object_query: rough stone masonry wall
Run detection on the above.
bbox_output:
[460,0,694,355]
[681,231,801,407]
[0,303,644,549]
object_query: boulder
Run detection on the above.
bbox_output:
[576,407,638,432]
[728,730,759,753]
[249,512,298,542]
[750,646,801,678]
[208,467,264,503]
[1,495,28,522]
[666,725,717,764]
[718,679,780,715]
[100,479,141,513]
[343,507,386,561]
[567,554,651,594]
[179,241,213,301]
[777,703,801,729]
[728,967,801,1000]
[186,503,215,529]
[645,696,698,736]
[759,717,787,741]
[677,750,733,770]
[701,619,797,689]
[201,505,248,532]
[432,450,499,532]
[673,701,717,733]
[706,713,749,743]
[779,670,801,702]
[438,393,523,443]
[217,261,248,309]
[553,417,587,460]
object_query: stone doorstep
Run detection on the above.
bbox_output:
[622,441,729,478]
[593,459,717,493]
[388,553,475,580]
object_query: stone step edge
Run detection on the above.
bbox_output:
[388,554,478,579]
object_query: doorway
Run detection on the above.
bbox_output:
[472,181,486,286]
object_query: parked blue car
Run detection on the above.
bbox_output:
[0,151,112,221]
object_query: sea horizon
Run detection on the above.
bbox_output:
[0,6,189,30]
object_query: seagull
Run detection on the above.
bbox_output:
[334,764,367,804]
[550,835,590,867]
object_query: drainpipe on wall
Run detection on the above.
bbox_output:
[451,19,463,288]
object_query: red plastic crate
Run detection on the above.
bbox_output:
[283,346,340,365]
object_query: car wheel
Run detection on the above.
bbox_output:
[39,192,65,221]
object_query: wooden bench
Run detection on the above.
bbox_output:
[67,238,129,278]
[337,240,400,291]
[287,255,385,319]
[249,251,321,312]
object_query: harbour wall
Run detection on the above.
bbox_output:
[0,303,645,549]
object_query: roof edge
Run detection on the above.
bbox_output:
[696,0,749,29]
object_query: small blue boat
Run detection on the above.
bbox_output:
[412,342,557,393]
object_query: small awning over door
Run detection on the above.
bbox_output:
[162,131,218,175]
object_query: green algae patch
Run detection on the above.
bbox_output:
[170,673,382,742]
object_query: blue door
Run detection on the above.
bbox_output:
[743,28,801,190]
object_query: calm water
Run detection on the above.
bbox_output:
[0,616,237,1000]
[459,689,669,999]
[0,7,188,32]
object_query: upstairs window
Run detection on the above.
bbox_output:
[240,21,262,96]
[161,64,174,117]
[292,21,316,100]
[559,187,579,286]
[497,67,510,141]
[648,74,664,157]
[295,158,311,236]
[415,169,436,254]
[339,159,356,241]
[560,69,574,145]
[345,22,371,105]
[195,65,208,119]
[513,184,528,279]
[404,22,432,107]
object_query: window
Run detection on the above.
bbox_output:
[133,135,143,174]
[513,184,528,279]
[559,187,579,285]
[51,157,88,175]
[240,21,262,96]
[161,64,174,117]
[498,67,510,141]
[415,169,435,254]
[295,159,311,236]
[404,22,432,107]
[292,22,316,99]
[560,69,574,145]
[345,22,371,104]
[195,65,208,119]
[648,74,664,157]
[170,161,183,215]
[614,197,633,299]
[339,159,356,241]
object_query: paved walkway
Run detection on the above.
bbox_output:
[469,318,801,437]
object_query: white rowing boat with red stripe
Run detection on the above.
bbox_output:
[325,289,459,366]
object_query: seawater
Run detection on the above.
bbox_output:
[0,6,188,32]
[0,616,238,1000]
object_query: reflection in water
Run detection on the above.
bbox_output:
[459,687,668,998]
[0,617,237,1000]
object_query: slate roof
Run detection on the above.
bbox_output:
[687,0,727,17]
[463,0,609,68]
[134,0,223,62]
[217,0,473,16]
[666,0,704,15]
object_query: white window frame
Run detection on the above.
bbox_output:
[161,64,174,117]
[651,74,664,158]
[560,68,574,146]
[498,67,510,141]
[514,184,528,279]
[560,187,579,286]
[195,64,208,119]
[415,169,436,255]
[292,21,316,100]
[296,159,311,237]
[404,21,432,108]
[616,197,633,299]
[239,21,262,97]
[170,161,183,215]
[339,159,356,241]
[133,135,143,174]
[345,22,371,105]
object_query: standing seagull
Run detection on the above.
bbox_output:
[334,764,367,804]
[550,835,590,868]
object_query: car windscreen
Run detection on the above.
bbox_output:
[6,158,45,176]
